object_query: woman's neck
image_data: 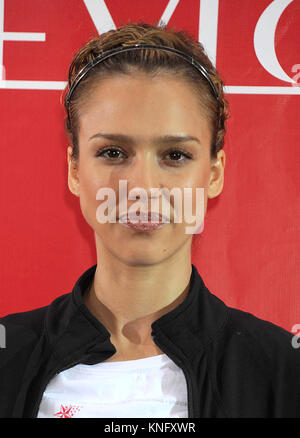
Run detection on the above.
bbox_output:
[83,239,193,359]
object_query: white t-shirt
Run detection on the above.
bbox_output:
[37,353,188,418]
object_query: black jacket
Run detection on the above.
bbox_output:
[0,263,299,418]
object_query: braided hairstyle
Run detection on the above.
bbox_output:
[62,22,230,162]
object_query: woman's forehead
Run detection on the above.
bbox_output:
[78,74,212,137]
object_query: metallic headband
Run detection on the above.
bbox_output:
[65,43,221,112]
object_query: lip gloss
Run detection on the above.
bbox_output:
[118,212,169,232]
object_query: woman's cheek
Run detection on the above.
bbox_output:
[78,174,101,229]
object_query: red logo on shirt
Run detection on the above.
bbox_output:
[54,405,81,418]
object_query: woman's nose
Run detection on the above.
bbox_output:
[127,153,162,201]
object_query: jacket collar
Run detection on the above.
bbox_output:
[151,264,229,360]
[46,263,228,364]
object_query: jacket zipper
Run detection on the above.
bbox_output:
[151,331,195,418]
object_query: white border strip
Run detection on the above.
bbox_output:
[0,81,300,95]
[2,32,45,41]
[0,80,66,89]
[224,85,300,95]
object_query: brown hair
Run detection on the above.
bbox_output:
[62,22,230,161]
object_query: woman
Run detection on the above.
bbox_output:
[0,22,299,419]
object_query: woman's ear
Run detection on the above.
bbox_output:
[67,146,80,197]
[207,149,226,199]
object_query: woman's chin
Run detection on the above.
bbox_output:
[110,246,172,267]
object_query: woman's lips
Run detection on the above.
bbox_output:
[118,212,170,232]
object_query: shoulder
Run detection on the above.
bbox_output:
[0,306,50,386]
[210,304,300,417]
[224,306,299,361]
[206,303,300,417]
[0,305,48,333]
[213,304,300,373]
[0,292,71,361]
[0,306,48,350]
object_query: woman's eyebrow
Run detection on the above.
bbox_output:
[88,132,201,146]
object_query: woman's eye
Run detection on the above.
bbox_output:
[165,149,192,164]
[96,147,126,160]
[95,146,192,165]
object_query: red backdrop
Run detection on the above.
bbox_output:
[0,0,299,334]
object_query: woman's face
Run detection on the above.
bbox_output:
[68,71,225,265]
